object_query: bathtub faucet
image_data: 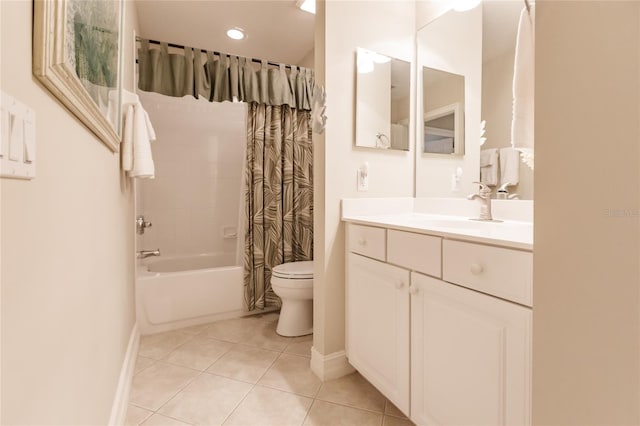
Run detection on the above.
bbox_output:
[137,249,161,259]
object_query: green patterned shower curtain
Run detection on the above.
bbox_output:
[244,103,313,311]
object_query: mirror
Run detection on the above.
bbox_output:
[355,47,411,150]
[423,67,464,155]
[415,5,482,198]
[415,2,533,199]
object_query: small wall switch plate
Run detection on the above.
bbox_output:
[1,91,36,180]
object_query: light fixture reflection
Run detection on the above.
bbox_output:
[297,0,315,14]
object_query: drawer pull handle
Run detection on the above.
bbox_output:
[395,281,404,289]
[470,263,484,275]
[358,238,367,246]
[409,286,419,295]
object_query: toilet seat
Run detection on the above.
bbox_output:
[272,261,313,279]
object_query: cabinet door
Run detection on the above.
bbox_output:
[410,272,532,426]
[346,253,410,414]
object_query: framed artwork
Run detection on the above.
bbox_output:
[33,0,124,152]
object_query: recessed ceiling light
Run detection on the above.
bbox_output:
[296,0,315,14]
[226,28,245,40]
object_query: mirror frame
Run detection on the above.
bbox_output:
[33,0,124,152]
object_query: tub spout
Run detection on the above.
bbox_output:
[137,249,161,259]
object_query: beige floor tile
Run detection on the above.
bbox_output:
[284,335,313,358]
[223,385,313,426]
[252,311,280,322]
[206,345,279,383]
[177,322,213,336]
[163,336,234,370]
[129,362,199,411]
[316,372,386,413]
[385,399,408,418]
[158,373,252,426]
[141,413,194,426]
[204,317,261,343]
[125,404,153,425]
[241,319,292,351]
[139,331,193,360]
[134,356,157,375]
[257,353,321,397]
[303,400,383,426]
[383,415,415,426]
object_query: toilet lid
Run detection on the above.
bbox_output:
[272,261,314,279]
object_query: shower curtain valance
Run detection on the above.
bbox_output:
[137,39,315,111]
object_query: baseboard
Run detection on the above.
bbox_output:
[310,347,355,381]
[108,322,140,426]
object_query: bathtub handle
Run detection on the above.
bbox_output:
[136,215,153,235]
[137,249,161,259]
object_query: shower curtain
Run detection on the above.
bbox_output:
[244,103,313,310]
[136,38,316,311]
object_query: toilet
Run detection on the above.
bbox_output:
[270,261,314,337]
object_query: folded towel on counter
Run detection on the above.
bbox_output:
[122,102,156,178]
[499,147,520,186]
[480,148,499,186]
[511,5,535,169]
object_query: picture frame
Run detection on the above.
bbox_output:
[33,0,124,152]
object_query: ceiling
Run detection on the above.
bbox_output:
[134,0,315,66]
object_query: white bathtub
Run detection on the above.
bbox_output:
[136,253,244,335]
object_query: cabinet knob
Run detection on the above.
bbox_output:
[409,286,419,295]
[358,237,367,246]
[395,281,404,289]
[470,263,484,275]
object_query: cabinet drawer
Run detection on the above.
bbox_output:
[388,230,441,278]
[443,240,532,306]
[347,224,386,261]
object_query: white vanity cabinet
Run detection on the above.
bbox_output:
[345,222,532,425]
[346,252,411,414]
[410,272,531,426]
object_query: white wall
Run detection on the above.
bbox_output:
[137,92,246,259]
[0,0,139,423]
[533,1,640,423]
[313,0,415,357]
[415,5,482,197]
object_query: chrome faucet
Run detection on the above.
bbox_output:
[137,249,161,259]
[468,182,494,221]
[136,215,152,235]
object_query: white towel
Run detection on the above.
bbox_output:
[480,148,499,186]
[499,147,520,186]
[511,5,535,170]
[107,89,140,130]
[122,102,156,178]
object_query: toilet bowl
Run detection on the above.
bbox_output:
[271,261,313,337]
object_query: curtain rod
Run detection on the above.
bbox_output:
[136,37,294,70]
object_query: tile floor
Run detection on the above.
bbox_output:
[126,313,414,426]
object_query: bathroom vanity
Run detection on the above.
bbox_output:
[342,198,533,425]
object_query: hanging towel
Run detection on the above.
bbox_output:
[122,102,156,178]
[480,148,499,186]
[511,5,535,170]
[499,147,520,186]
